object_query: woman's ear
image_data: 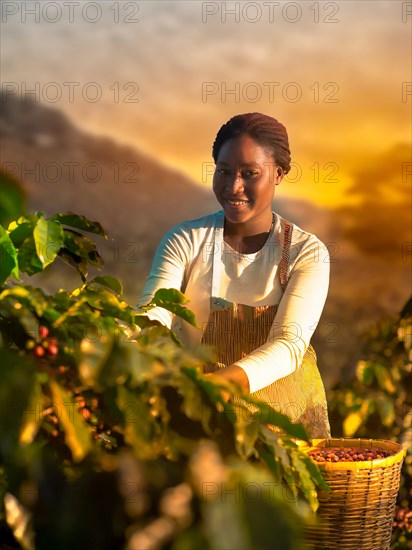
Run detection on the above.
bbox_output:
[275,166,284,185]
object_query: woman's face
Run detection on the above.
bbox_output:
[213,133,283,226]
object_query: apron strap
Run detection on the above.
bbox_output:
[211,214,224,298]
[279,222,293,291]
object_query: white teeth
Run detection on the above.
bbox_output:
[228,200,248,205]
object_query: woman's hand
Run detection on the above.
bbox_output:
[204,373,231,403]
[212,364,250,394]
[205,364,250,394]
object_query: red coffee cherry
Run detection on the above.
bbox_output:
[39,326,49,339]
[34,345,45,357]
[47,344,59,356]
[309,446,395,463]
[76,398,86,409]
[80,408,91,421]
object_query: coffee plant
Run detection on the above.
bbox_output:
[328,297,412,549]
[0,206,327,550]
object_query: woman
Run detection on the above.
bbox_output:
[138,113,331,438]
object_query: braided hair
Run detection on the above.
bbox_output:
[212,113,291,174]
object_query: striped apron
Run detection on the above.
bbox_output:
[201,214,331,439]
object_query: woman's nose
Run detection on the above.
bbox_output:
[227,171,244,193]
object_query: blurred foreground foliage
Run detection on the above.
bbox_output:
[1,174,409,549]
[328,297,412,548]
[0,203,326,550]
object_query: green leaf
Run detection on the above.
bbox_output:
[398,317,412,350]
[44,290,72,323]
[0,225,19,283]
[259,428,291,472]
[17,236,44,275]
[373,363,397,394]
[291,453,319,512]
[90,275,123,295]
[51,289,72,309]
[126,346,164,385]
[256,440,282,479]
[243,398,310,442]
[152,288,189,305]
[234,416,260,459]
[343,411,363,436]
[78,334,113,389]
[50,212,108,238]
[83,288,134,323]
[238,466,307,549]
[355,360,374,385]
[0,288,42,344]
[0,169,26,227]
[0,349,35,461]
[4,492,35,550]
[193,455,306,550]
[96,339,156,390]
[146,288,198,328]
[171,528,210,550]
[202,495,251,550]
[8,214,40,232]
[189,369,239,421]
[19,376,43,445]
[49,380,92,462]
[116,386,164,460]
[63,229,103,268]
[33,217,64,267]
[0,286,48,317]
[342,399,372,437]
[375,393,396,427]
[299,450,329,491]
[177,372,207,423]
[132,313,161,330]
[8,220,33,247]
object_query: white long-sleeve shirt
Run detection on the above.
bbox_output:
[138,210,330,394]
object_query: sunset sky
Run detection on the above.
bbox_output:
[1,0,411,207]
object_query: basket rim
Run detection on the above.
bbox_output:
[297,437,406,470]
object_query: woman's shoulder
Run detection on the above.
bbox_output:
[179,210,223,230]
[273,211,326,247]
[158,211,223,257]
[164,210,223,239]
[273,210,329,265]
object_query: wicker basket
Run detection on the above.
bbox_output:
[301,438,406,550]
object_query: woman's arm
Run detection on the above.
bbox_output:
[211,236,330,394]
[137,225,193,327]
[206,365,250,392]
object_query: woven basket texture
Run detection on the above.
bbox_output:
[302,438,406,550]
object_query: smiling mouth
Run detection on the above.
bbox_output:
[225,199,249,207]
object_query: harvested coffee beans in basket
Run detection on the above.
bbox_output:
[308,446,396,463]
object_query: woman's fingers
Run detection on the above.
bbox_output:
[204,373,232,402]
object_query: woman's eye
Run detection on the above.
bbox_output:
[244,171,259,178]
[215,168,259,178]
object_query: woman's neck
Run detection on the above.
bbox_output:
[223,212,275,254]
[224,210,273,235]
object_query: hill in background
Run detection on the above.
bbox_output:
[1,94,410,389]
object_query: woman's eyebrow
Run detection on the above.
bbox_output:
[216,161,261,167]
